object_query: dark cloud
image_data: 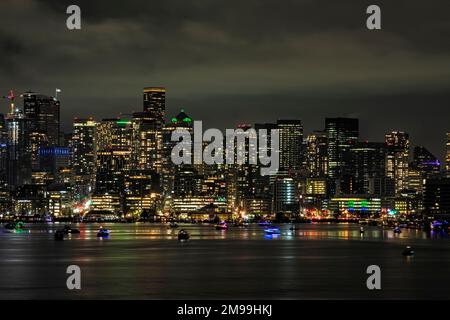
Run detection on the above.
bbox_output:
[0,0,449,159]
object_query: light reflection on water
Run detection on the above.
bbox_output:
[2,222,447,242]
[1,222,449,299]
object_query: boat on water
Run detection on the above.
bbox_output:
[234,222,249,227]
[264,227,280,235]
[394,226,402,234]
[54,230,65,241]
[431,220,449,232]
[259,221,272,226]
[168,222,179,228]
[178,229,190,241]
[63,225,80,234]
[97,227,110,237]
[4,222,24,230]
[4,222,16,230]
[215,222,229,230]
[402,246,415,256]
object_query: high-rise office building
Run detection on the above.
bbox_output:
[71,118,97,197]
[446,132,450,177]
[306,130,328,178]
[6,113,32,189]
[38,147,70,175]
[0,114,8,188]
[385,131,409,195]
[253,123,278,201]
[277,119,303,172]
[325,118,359,194]
[96,117,133,166]
[350,142,386,195]
[93,117,134,210]
[23,92,60,170]
[423,178,450,215]
[161,110,196,198]
[96,118,116,151]
[23,92,60,146]
[94,149,131,195]
[412,146,440,179]
[225,124,258,212]
[132,112,162,173]
[143,87,165,122]
[273,176,298,214]
[124,169,160,215]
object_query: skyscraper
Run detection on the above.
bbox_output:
[23,92,60,171]
[423,178,450,215]
[273,176,298,214]
[412,146,440,179]
[277,119,303,172]
[225,124,258,212]
[38,147,70,175]
[306,130,328,178]
[253,123,278,201]
[143,87,165,123]
[161,110,194,196]
[0,114,8,188]
[6,113,32,189]
[94,149,131,196]
[96,117,133,155]
[385,131,409,195]
[325,118,359,193]
[23,92,60,146]
[71,118,97,197]
[446,132,450,178]
[132,112,162,173]
[350,142,386,195]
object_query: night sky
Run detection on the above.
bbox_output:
[1,0,449,159]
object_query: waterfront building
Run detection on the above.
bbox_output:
[90,193,121,213]
[328,196,382,217]
[423,178,450,216]
[273,176,298,215]
[171,196,227,219]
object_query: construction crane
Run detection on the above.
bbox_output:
[1,89,20,115]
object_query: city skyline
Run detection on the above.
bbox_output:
[2,87,449,164]
[1,85,448,221]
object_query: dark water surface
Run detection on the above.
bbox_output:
[0,223,449,299]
